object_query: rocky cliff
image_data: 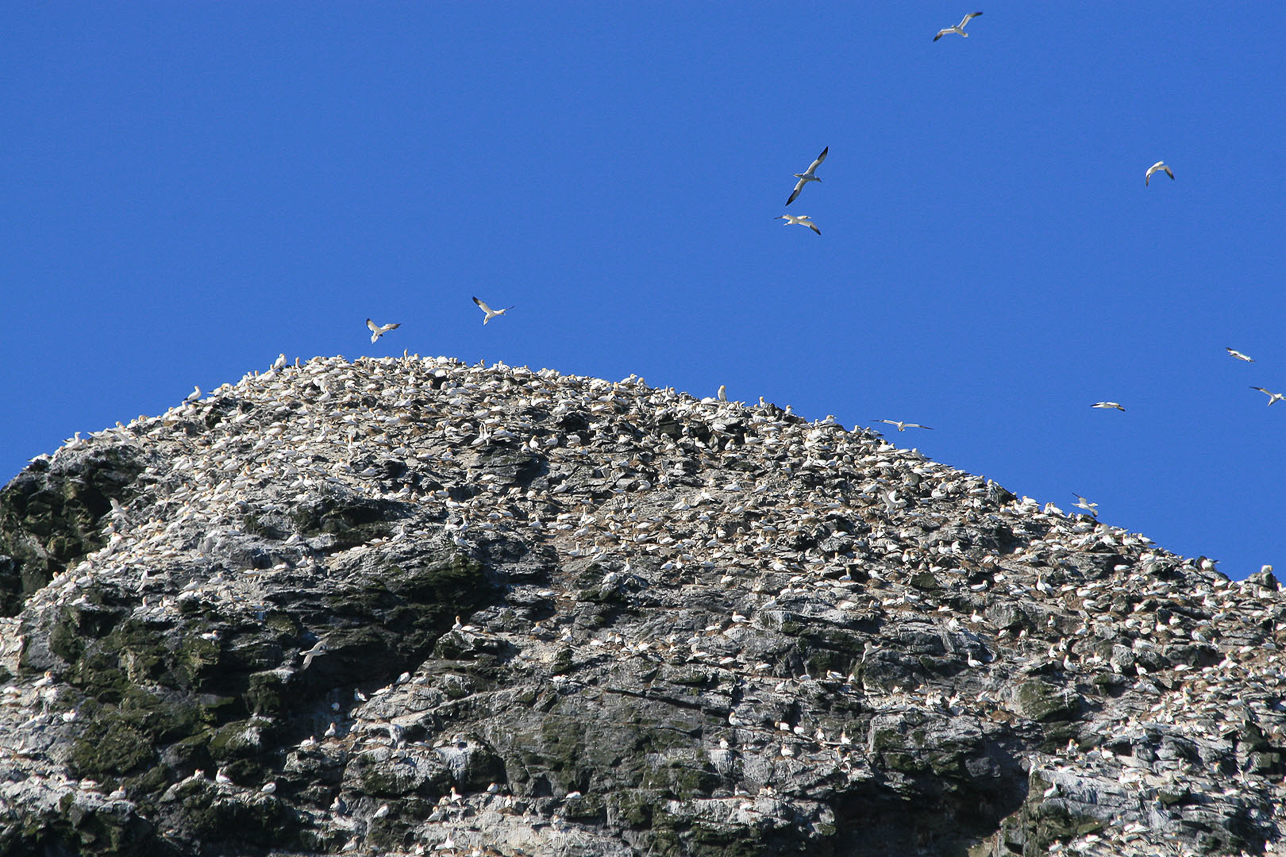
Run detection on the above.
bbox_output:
[0,355,1282,857]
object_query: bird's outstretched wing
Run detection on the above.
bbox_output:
[806,146,828,173]
[807,220,821,235]
[961,11,983,26]
[366,318,378,333]
[473,296,493,314]
[787,178,806,205]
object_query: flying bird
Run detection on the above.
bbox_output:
[367,318,400,343]
[874,419,932,432]
[1251,387,1286,406]
[1145,161,1174,186]
[1226,348,1254,362]
[934,12,983,41]
[1091,402,1125,412]
[776,213,821,235]
[473,296,513,324]
[786,147,828,206]
[1071,493,1099,518]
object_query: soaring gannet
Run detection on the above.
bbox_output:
[1071,493,1099,518]
[934,12,983,41]
[1091,402,1125,411]
[786,147,828,206]
[367,318,400,343]
[1226,348,1254,362]
[1251,386,1286,406]
[775,213,821,235]
[473,296,513,324]
[874,419,932,432]
[1145,161,1174,186]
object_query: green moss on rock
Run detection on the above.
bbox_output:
[0,444,143,616]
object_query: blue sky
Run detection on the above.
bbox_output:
[2,4,1283,579]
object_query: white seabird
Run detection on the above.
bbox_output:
[874,419,932,432]
[1071,493,1098,518]
[1091,402,1125,412]
[367,318,400,344]
[775,213,821,235]
[1145,161,1174,186]
[1251,386,1286,406]
[934,12,983,41]
[184,385,201,403]
[473,296,513,325]
[1226,348,1254,362]
[786,147,828,206]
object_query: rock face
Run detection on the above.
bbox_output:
[0,355,1282,857]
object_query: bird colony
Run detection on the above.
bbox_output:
[1,353,1284,857]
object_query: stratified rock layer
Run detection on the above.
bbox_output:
[0,355,1282,857]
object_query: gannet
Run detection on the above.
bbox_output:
[1251,386,1286,405]
[367,318,400,343]
[717,385,727,402]
[184,385,201,403]
[300,639,328,669]
[1091,402,1125,411]
[1145,161,1174,186]
[1071,493,1098,518]
[786,146,828,205]
[934,11,983,42]
[874,419,932,431]
[473,296,513,324]
[271,353,287,371]
[1226,348,1254,362]
[775,213,821,235]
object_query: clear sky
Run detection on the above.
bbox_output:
[2,4,1283,579]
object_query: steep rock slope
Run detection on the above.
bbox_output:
[0,355,1282,857]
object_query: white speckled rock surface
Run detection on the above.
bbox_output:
[0,355,1281,856]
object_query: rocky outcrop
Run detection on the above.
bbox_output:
[0,441,144,616]
[0,355,1282,856]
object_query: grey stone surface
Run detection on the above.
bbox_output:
[0,355,1282,856]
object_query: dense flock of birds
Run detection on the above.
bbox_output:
[13,351,1285,856]
[319,10,1281,542]
[4,11,1282,857]
[333,0,1282,549]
